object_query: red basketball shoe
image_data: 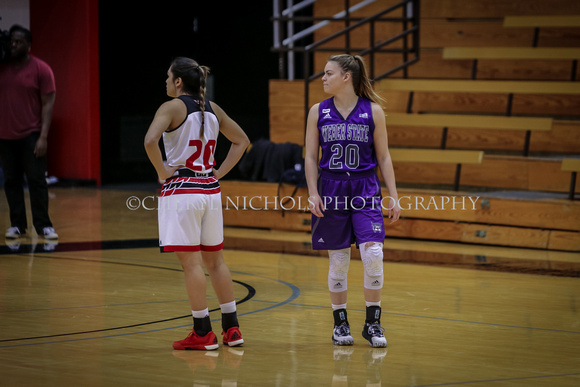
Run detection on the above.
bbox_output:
[173,330,219,351]
[222,327,244,347]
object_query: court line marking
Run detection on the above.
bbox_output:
[0,255,256,343]
[0,277,254,344]
[0,270,300,348]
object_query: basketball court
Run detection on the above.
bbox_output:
[1,187,579,386]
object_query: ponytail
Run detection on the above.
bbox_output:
[170,57,211,138]
[328,54,385,107]
[197,65,210,139]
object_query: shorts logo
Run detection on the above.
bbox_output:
[318,238,325,243]
[371,222,382,233]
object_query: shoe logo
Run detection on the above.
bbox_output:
[231,331,240,340]
[318,238,325,243]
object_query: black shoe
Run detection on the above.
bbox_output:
[362,322,387,348]
[332,323,354,345]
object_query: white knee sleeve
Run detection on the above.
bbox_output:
[328,248,350,292]
[361,242,384,289]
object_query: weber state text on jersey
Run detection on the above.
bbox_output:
[317,97,376,172]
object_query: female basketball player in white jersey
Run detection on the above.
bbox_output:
[145,57,250,350]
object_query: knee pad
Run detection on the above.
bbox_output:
[361,242,384,289]
[328,248,350,293]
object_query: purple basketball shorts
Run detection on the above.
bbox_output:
[311,169,385,250]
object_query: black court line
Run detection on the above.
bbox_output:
[0,253,256,343]
[0,238,159,255]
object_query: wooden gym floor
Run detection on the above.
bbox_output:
[0,186,579,386]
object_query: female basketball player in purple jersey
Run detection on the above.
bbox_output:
[145,57,249,350]
[305,54,400,347]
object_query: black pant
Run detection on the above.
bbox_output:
[0,132,53,234]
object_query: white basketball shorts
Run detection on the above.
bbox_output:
[158,192,223,252]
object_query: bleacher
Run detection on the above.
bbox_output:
[222,0,580,266]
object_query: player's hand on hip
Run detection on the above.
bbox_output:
[158,163,182,183]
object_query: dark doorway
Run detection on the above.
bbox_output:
[99,1,278,184]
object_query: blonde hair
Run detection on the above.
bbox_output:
[328,54,385,106]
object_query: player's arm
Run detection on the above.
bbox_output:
[373,103,400,223]
[304,103,324,217]
[210,102,250,180]
[144,99,184,181]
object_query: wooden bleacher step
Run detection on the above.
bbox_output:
[503,15,580,28]
[443,47,580,60]
[391,153,580,193]
[390,149,483,164]
[386,113,553,154]
[387,113,553,131]
[377,79,580,95]
[387,119,580,154]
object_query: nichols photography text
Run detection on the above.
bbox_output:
[126,195,481,211]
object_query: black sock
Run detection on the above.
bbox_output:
[193,316,212,336]
[366,305,381,324]
[222,311,239,332]
[333,308,349,326]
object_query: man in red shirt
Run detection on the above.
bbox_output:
[0,25,58,240]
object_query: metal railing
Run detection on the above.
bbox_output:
[272,0,421,123]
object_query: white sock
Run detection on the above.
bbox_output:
[332,303,347,310]
[365,301,381,307]
[192,308,209,318]
[220,301,237,314]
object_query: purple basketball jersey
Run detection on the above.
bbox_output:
[318,97,376,172]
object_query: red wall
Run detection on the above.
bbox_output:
[30,0,101,184]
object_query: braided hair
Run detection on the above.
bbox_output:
[170,57,210,138]
[328,54,385,106]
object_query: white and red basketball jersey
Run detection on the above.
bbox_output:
[160,95,221,197]
[163,95,219,173]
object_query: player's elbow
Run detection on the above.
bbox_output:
[144,135,158,150]
[237,134,250,150]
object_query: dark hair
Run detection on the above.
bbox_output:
[10,24,32,44]
[170,57,210,138]
[328,54,385,106]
